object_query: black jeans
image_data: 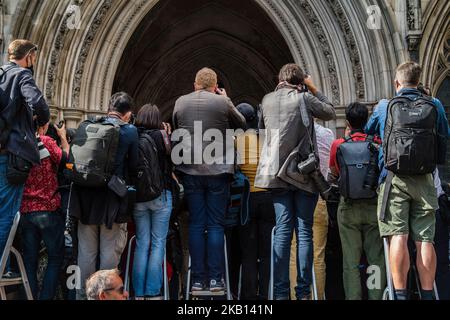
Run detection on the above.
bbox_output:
[238,192,275,300]
[435,209,450,300]
[19,211,65,300]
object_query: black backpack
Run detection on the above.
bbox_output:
[66,118,122,187]
[135,131,164,202]
[384,95,438,175]
[337,135,379,200]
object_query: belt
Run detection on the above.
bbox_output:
[0,149,8,155]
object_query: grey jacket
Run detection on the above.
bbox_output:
[254,88,335,192]
[172,90,246,176]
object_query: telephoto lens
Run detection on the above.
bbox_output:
[310,170,332,199]
[363,143,380,190]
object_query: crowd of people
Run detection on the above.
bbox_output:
[0,39,449,301]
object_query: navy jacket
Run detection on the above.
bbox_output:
[0,62,50,164]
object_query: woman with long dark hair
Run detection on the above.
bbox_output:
[132,104,173,300]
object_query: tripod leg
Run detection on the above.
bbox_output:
[383,238,395,300]
[224,235,232,300]
[268,227,275,300]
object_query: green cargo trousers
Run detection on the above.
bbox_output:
[337,197,386,300]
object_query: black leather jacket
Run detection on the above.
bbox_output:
[0,62,50,164]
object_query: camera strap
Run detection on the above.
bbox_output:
[298,93,316,155]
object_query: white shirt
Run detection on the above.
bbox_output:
[434,168,445,197]
[314,123,335,178]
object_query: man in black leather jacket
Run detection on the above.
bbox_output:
[0,39,50,257]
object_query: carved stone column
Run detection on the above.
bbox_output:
[49,106,59,123]
[406,0,422,62]
[63,109,84,128]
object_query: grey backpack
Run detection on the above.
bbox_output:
[336,136,379,200]
[66,118,122,187]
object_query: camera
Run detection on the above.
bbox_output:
[297,153,317,175]
[363,142,380,190]
[298,153,340,202]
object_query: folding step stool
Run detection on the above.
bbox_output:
[185,234,232,300]
[383,237,440,300]
[0,212,33,300]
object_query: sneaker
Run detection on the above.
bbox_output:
[2,271,21,280]
[191,282,205,292]
[209,280,225,292]
[145,295,164,300]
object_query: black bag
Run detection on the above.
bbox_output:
[66,118,122,187]
[108,175,128,198]
[6,153,33,185]
[384,95,439,175]
[336,136,379,200]
[135,131,164,202]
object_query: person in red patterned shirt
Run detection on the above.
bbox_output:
[18,121,69,300]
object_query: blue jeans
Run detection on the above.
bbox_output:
[132,190,172,297]
[0,155,24,257]
[183,174,230,283]
[19,211,65,300]
[271,189,319,300]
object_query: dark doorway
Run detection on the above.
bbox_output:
[113,0,294,121]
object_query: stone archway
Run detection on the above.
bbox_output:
[6,0,405,131]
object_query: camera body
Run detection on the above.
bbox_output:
[297,153,317,175]
[297,153,340,202]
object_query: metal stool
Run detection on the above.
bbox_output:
[185,234,232,300]
[383,237,439,300]
[0,212,33,300]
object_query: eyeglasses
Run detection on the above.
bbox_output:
[104,285,125,295]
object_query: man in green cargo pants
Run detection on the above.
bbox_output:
[329,102,386,300]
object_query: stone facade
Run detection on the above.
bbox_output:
[0,0,448,138]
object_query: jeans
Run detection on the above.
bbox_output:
[238,192,275,300]
[271,188,318,300]
[19,211,65,300]
[183,174,230,283]
[435,210,450,300]
[290,199,328,300]
[132,190,172,297]
[0,155,24,257]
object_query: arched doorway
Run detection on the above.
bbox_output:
[113,0,294,120]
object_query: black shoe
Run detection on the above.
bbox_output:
[209,280,225,292]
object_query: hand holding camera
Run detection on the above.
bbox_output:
[215,87,227,97]
[303,75,319,96]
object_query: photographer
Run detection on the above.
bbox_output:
[255,63,335,300]
[18,121,69,300]
[329,102,386,300]
[0,40,50,261]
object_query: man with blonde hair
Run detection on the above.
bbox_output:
[173,67,246,293]
[366,61,449,300]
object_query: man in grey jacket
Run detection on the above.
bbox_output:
[172,67,246,292]
[255,63,335,300]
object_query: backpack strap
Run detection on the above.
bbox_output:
[379,170,394,222]
[365,135,375,143]
[160,130,171,156]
